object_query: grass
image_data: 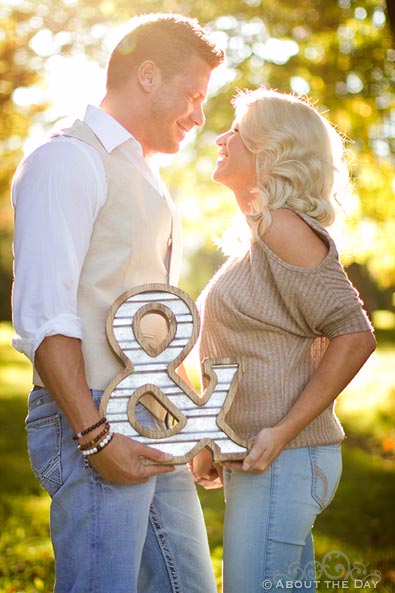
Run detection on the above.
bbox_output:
[0,322,394,593]
[0,324,54,593]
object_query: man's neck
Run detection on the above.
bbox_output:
[100,94,152,157]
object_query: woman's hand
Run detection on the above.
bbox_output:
[222,427,287,473]
[189,447,224,489]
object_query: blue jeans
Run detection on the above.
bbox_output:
[25,388,217,593]
[223,445,342,593]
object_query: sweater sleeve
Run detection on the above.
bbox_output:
[265,247,373,340]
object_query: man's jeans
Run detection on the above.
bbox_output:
[26,387,217,593]
[222,445,342,593]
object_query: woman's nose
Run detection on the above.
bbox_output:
[216,130,231,145]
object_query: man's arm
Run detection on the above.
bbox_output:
[35,335,175,483]
[13,139,174,482]
[12,139,104,361]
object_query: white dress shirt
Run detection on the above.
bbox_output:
[12,105,168,362]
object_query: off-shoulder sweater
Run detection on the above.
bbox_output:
[198,212,373,448]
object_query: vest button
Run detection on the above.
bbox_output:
[167,237,172,247]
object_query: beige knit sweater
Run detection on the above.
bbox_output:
[198,212,373,448]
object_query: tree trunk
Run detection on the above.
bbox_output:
[386,0,395,37]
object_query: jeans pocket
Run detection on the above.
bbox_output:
[26,413,63,497]
[310,445,342,510]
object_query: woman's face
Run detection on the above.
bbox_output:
[212,121,256,211]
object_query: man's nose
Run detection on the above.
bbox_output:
[191,104,205,127]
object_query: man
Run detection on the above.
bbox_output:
[12,13,224,593]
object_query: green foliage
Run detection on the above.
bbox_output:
[0,323,54,592]
[0,4,47,320]
[313,446,395,592]
[1,0,395,319]
[0,495,54,593]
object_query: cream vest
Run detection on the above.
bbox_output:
[33,120,182,399]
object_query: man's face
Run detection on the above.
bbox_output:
[145,54,213,155]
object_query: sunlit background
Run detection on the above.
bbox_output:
[1,1,395,591]
[2,0,395,312]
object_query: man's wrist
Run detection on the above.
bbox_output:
[72,416,107,441]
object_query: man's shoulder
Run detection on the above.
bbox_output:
[20,132,100,171]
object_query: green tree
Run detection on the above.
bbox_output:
[0,4,49,319]
[162,0,395,295]
[1,0,394,316]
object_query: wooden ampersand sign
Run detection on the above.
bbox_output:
[100,284,248,464]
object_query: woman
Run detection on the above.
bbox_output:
[191,88,376,593]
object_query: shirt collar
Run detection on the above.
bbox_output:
[83,105,144,156]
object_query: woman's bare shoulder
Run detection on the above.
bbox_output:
[262,209,329,268]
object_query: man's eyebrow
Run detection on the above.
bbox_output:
[185,85,206,100]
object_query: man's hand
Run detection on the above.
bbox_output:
[89,433,175,484]
[34,336,174,483]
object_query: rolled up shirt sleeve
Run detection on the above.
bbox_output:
[11,137,106,362]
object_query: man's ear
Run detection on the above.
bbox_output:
[138,60,160,92]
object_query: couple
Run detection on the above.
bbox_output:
[11,13,375,593]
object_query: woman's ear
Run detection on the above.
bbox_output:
[137,60,160,93]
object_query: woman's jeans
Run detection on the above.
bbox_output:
[25,387,217,593]
[223,445,342,593]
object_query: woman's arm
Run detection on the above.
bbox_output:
[225,330,376,473]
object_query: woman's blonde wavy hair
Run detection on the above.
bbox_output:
[233,88,349,237]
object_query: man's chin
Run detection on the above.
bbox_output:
[160,142,181,155]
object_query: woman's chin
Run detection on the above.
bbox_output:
[212,167,226,185]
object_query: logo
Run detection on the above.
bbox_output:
[262,550,381,590]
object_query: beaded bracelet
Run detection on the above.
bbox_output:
[80,432,114,457]
[77,423,110,451]
[72,417,107,441]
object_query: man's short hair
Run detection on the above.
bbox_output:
[106,13,224,90]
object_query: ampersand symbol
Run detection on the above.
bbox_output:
[100,283,248,463]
